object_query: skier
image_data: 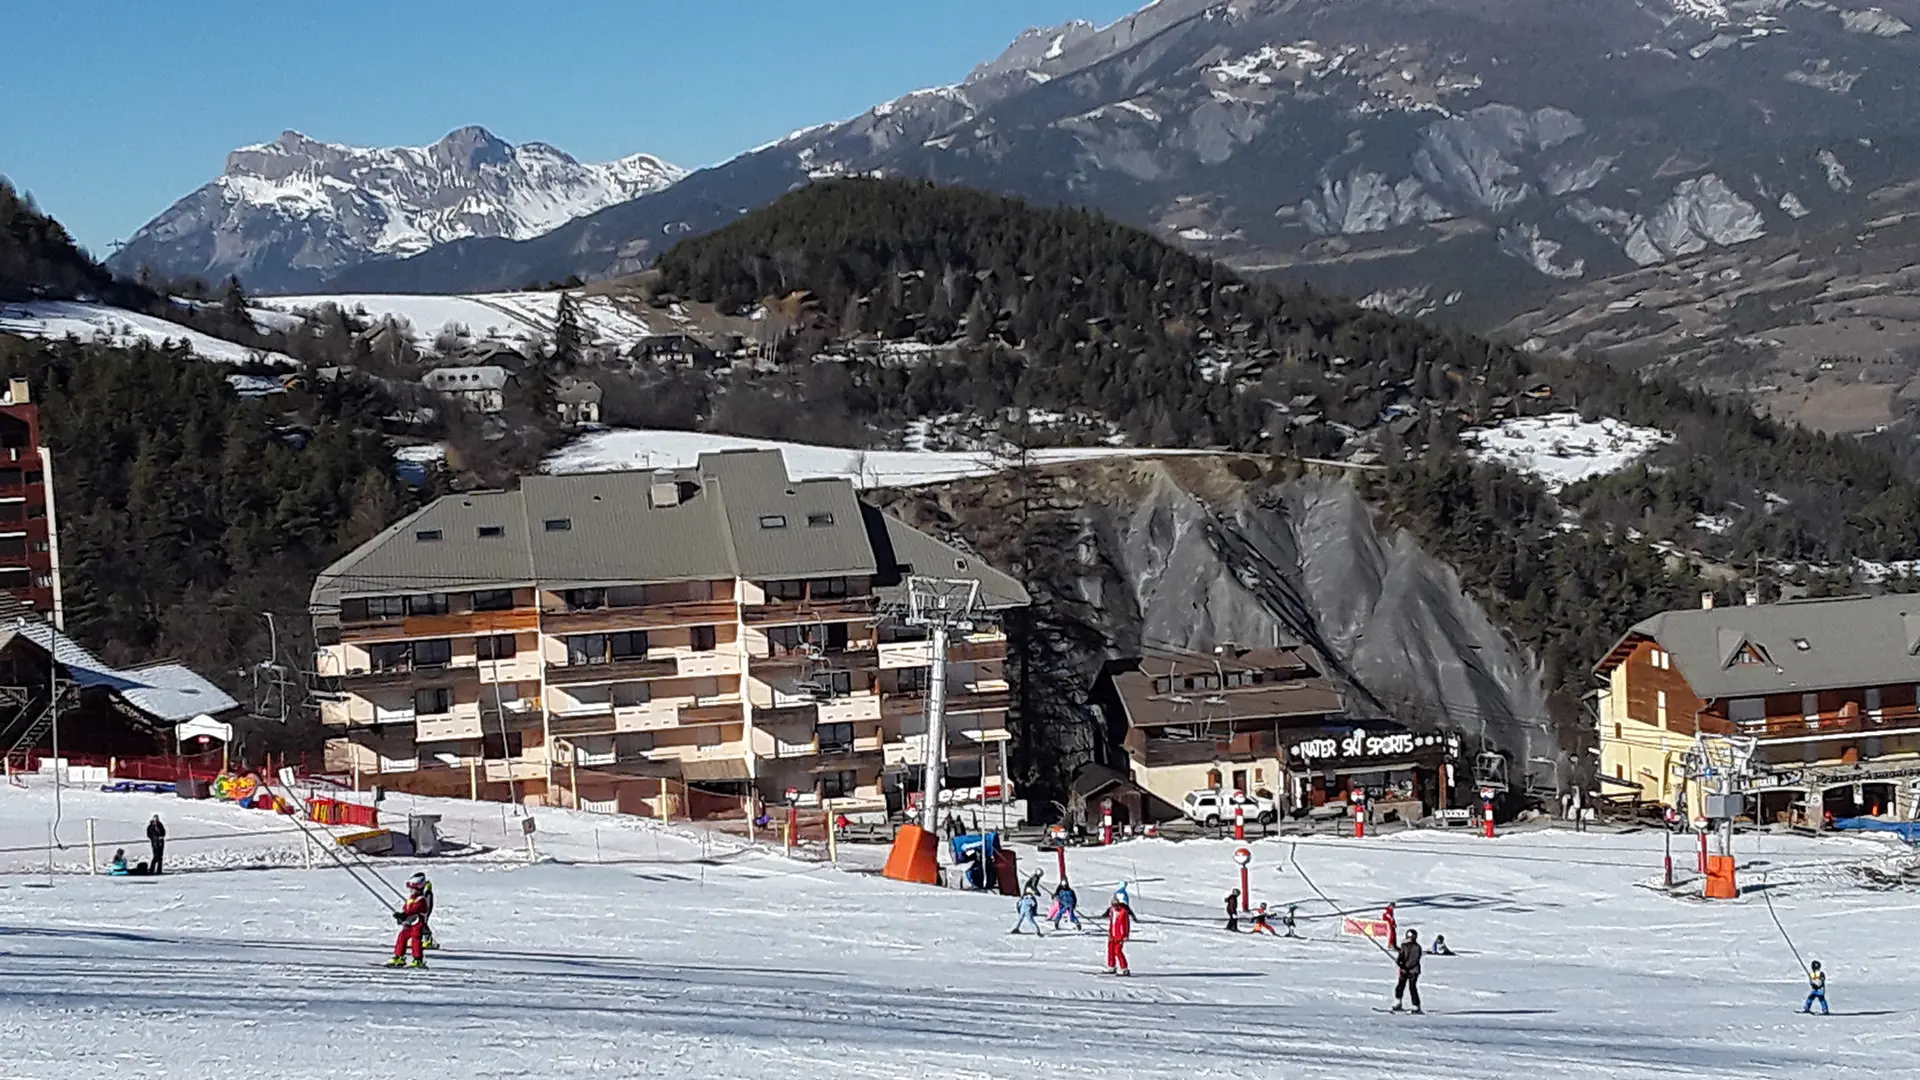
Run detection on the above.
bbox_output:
[1249,902,1281,936]
[388,873,432,968]
[1051,881,1082,931]
[1104,897,1133,976]
[1283,904,1300,938]
[1113,880,1132,908]
[1382,902,1397,948]
[1802,961,1829,1015]
[1392,928,1423,1014]
[107,848,128,876]
[1011,892,1044,936]
[1225,889,1241,933]
[412,872,438,950]
[1429,934,1454,956]
[146,815,166,875]
[1023,870,1044,898]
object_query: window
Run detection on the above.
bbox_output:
[568,634,608,666]
[690,625,717,652]
[415,529,443,542]
[0,470,20,489]
[0,504,24,523]
[562,587,607,611]
[475,634,517,661]
[471,589,514,612]
[1649,648,1669,671]
[1655,690,1668,727]
[1803,693,1820,722]
[612,683,651,707]
[895,667,929,694]
[759,514,788,529]
[807,512,835,528]
[482,731,524,760]
[29,540,46,553]
[820,769,859,800]
[767,580,806,601]
[0,537,26,558]
[609,631,648,660]
[817,670,854,698]
[369,643,412,672]
[1728,698,1766,726]
[1152,676,1172,694]
[406,594,449,616]
[30,573,50,589]
[414,687,452,716]
[1866,687,1882,718]
[1733,643,1769,666]
[367,596,408,619]
[818,722,855,752]
[1614,723,1623,741]
[25,504,41,519]
[26,471,43,484]
[696,726,723,749]
[768,626,809,656]
[476,525,505,539]
[544,518,572,532]
[810,577,848,599]
[412,639,453,669]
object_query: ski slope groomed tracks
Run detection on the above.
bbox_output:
[0,784,1915,1078]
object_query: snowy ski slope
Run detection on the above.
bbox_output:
[0,301,291,364]
[0,782,1913,1078]
[545,428,1204,488]
[256,292,656,350]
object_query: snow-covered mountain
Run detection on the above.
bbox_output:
[108,126,684,293]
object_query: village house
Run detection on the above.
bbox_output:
[1595,593,1920,825]
[554,376,603,426]
[421,365,515,414]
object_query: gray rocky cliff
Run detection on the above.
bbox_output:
[874,457,1549,808]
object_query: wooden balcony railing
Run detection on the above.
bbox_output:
[341,609,539,643]
[741,598,879,627]
[544,656,679,685]
[541,600,739,634]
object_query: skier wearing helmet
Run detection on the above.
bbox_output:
[409,872,438,950]
[388,873,433,968]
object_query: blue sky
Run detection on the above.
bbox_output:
[0,0,1144,254]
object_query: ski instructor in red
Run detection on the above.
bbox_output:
[1105,897,1133,976]
[388,872,432,968]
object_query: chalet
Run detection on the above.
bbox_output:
[555,376,603,426]
[632,334,720,370]
[422,366,514,414]
[1595,593,1920,824]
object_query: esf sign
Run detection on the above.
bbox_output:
[1290,728,1444,764]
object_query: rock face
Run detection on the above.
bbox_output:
[874,457,1551,802]
[109,127,683,293]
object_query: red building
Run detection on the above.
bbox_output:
[0,379,63,626]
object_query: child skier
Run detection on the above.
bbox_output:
[1224,889,1241,933]
[1104,898,1133,976]
[1392,928,1423,1013]
[1802,961,1829,1015]
[1283,904,1299,938]
[1429,934,1454,956]
[1250,902,1281,936]
[1051,882,1081,931]
[107,848,128,876]
[413,872,438,950]
[1011,892,1044,936]
[388,873,432,968]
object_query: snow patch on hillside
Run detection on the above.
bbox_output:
[257,293,655,351]
[544,429,1201,488]
[1461,413,1672,490]
[0,301,290,364]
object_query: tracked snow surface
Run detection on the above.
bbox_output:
[1461,412,1672,491]
[255,292,657,351]
[0,782,1912,1078]
[0,301,291,364]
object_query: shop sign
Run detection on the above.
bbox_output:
[1290,727,1445,764]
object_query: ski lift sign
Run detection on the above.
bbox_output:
[1232,846,1252,867]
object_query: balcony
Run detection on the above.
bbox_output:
[681,701,745,726]
[544,656,679,686]
[541,600,739,634]
[615,702,684,733]
[818,693,883,725]
[483,758,547,783]
[742,597,878,627]
[877,636,1006,669]
[477,655,543,683]
[549,710,619,739]
[340,663,476,693]
[673,650,741,677]
[1738,705,1920,740]
[945,687,1011,715]
[341,608,539,644]
[416,707,484,743]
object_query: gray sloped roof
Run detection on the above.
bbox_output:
[1603,594,1920,699]
[0,621,239,722]
[423,366,513,391]
[312,449,1024,610]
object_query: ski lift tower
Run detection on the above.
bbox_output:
[906,576,980,835]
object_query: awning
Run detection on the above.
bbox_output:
[176,714,234,745]
[680,758,751,782]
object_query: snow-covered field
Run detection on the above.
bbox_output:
[545,428,1200,487]
[256,292,657,351]
[0,301,288,364]
[1462,412,1673,491]
[1,780,1913,1078]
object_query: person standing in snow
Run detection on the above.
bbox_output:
[146,815,166,875]
[1011,892,1044,936]
[388,874,433,968]
[1392,928,1423,1014]
[1224,889,1241,933]
[412,872,438,950]
[1104,898,1133,976]
[1051,881,1081,931]
[1802,961,1829,1015]
[1284,904,1299,938]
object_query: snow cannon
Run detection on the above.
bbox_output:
[882,823,940,886]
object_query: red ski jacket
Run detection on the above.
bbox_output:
[399,891,430,925]
[1107,903,1132,942]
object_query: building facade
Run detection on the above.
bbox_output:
[1595,594,1920,824]
[310,450,1025,814]
[0,380,63,627]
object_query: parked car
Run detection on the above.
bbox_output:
[1181,789,1278,827]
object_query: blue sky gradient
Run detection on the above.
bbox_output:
[0,0,1142,252]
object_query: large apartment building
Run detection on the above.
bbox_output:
[310,449,1026,815]
[0,380,63,626]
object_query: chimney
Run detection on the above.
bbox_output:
[5,379,26,405]
[648,469,681,509]
[1701,591,1715,610]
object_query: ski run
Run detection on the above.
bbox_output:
[0,783,1912,1078]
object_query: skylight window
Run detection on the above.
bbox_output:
[477,525,505,539]
[806,512,834,528]
[544,518,572,532]
[759,515,788,529]
[415,529,442,542]
[1793,638,1811,651]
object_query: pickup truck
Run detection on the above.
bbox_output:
[1181,789,1279,827]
